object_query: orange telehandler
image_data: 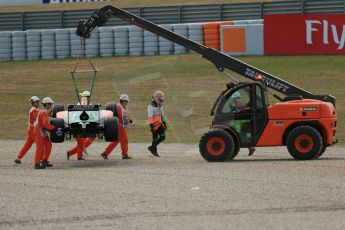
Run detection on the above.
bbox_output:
[76,6,337,161]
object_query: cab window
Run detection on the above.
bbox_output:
[221,87,251,114]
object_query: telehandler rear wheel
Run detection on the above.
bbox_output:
[199,129,235,162]
[287,126,323,160]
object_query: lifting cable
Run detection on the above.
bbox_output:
[70,37,99,103]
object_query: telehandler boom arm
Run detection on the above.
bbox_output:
[76,5,335,105]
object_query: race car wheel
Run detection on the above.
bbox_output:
[105,102,118,117]
[52,104,65,118]
[104,117,118,142]
[50,118,65,143]
[287,126,323,160]
[199,129,235,162]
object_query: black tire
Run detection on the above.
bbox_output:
[287,126,323,160]
[315,145,327,159]
[199,129,235,162]
[229,143,240,160]
[104,117,118,142]
[105,102,118,117]
[52,104,65,118]
[50,118,65,143]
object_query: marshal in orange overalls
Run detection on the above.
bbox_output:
[67,137,95,159]
[33,108,55,166]
[102,102,131,159]
[16,107,39,161]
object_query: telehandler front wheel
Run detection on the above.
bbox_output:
[199,129,235,162]
[287,125,323,160]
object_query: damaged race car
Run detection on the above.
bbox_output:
[50,103,118,143]
[48,55,119,143]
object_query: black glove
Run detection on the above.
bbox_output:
[163,122,167,131]
[150,124,154,132]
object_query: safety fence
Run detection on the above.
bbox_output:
[0,0,345,31]
[0,20,264,61]
[0,0,111,6]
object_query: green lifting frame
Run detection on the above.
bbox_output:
[70,38,99,103]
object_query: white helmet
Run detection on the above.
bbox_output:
[80,91,91,97]
[120,94,129,102]
[231,91,241,99]
[153,90,165,105]
[30,96,40,103]
[42,97,54,104]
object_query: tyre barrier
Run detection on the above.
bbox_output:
[41,29,56,59]
[85,28,99,57]
[69,28,83,58]
[159,24,174,55]
[12,31,26,61]
[99,27,114,57]
[203,21,233,50]
[172,24,188,54]
[144,30,159,56]
[0,20,265,62]
[188,23,204,44]
[0,31,11,61]
[26,30,41,60]
[188,23,204,53]
[55,29,70,59]
[128,26,143,56]
[114,26,128,56]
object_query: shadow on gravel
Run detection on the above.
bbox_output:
[59,160,119,169]
[226,157,345,163]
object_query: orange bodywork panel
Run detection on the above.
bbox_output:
[256,99,336,147]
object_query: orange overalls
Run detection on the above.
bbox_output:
[17,107,39,159]
[33,108,55,165]
[68,137,95,158]
[103,103,129,157]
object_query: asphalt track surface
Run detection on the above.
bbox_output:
[1,140,345,230]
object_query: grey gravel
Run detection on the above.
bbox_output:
[1,140,345,230]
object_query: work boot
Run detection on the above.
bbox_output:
[41,160,53,168]
[78,157,86,161]
[148,145,159,157]
[34,164,46,169]
[14,159,22,164]
[248,147,256,156]
[100,152,108,160]
[122,155,132,160]
[66,151,70,160]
